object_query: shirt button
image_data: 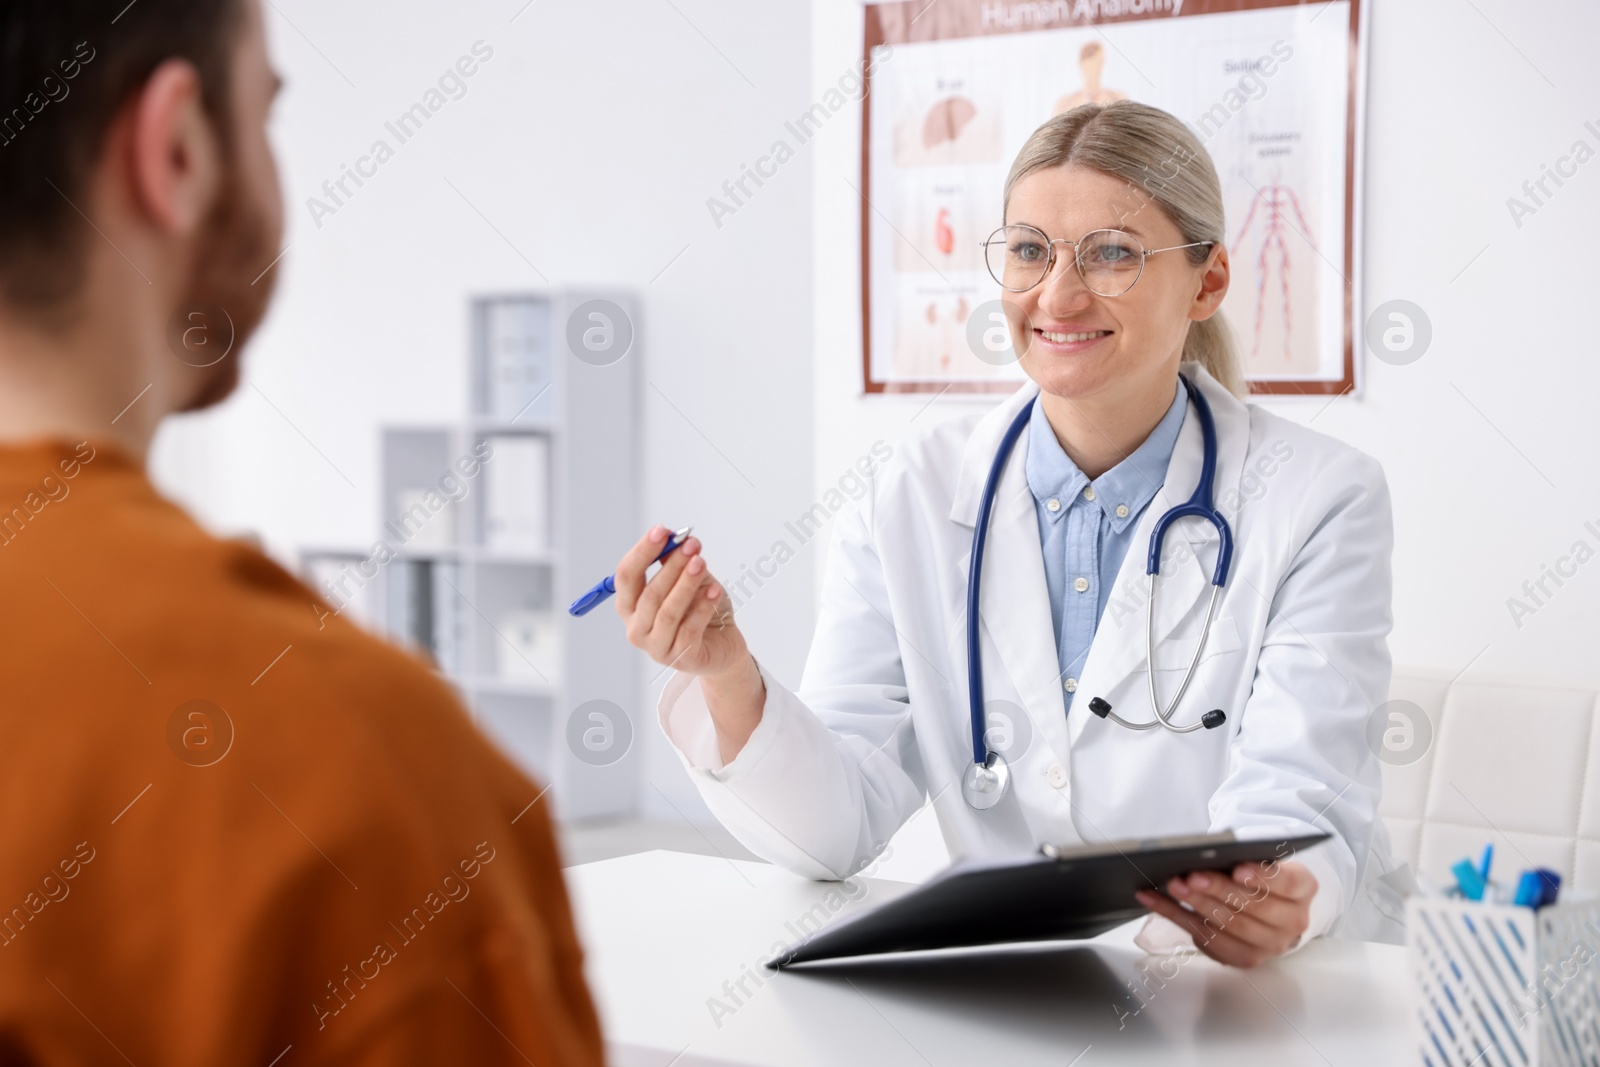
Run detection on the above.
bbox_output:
[1063,677,1078,692]
[1046,497,1061,513]
[1073,576,1089,593]
[1047,763,1068,789]
[1116,504,1130,518]
[1082,486,1097,501]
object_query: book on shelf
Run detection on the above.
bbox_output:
[383,558,463,675]
[481,298,555,422]
[392,488,456,551]
[431,558,464,677]
[483,434,549,554]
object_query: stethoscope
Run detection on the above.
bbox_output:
[961,373,1234,810]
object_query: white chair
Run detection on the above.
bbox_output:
[1381,670,1599,893]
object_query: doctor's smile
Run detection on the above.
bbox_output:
[607,99,1403,974]
[1031,327,1113,353]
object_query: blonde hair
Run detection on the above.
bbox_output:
[1002,100,1246,397]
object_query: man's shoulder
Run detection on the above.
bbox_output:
[0,476,539,829]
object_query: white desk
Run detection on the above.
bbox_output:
[567,850,1411,1066]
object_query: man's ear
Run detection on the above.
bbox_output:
[127,59,220,235]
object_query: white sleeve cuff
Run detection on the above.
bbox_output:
[1296,842,1344,944]
[1134,914,1198,954]
[657,656,786,780]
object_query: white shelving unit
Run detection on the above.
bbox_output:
[303,291,641,821]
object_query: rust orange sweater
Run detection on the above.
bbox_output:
[0,438,604,1065]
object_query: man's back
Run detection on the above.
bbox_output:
[0,438,603,1065]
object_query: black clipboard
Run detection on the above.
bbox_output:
[770,830,1329,968]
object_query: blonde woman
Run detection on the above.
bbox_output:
[616,101,1401,966]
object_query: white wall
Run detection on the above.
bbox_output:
[150,0,816,824]
[811,0,1600,685]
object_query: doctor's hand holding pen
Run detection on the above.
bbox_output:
[612,525,766,765]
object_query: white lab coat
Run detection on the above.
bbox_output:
[659,363,1407,946]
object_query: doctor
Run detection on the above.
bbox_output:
[616,100,1401,967]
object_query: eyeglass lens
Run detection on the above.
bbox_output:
[984,226,1145,297]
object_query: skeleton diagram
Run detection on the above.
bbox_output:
[1230,178,1316,363]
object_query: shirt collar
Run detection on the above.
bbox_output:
[1024,396,1088,519]
[1023,379,1187,533]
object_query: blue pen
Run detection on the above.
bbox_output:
[568,526,693,617]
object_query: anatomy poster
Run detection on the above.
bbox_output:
[861,0,1365,395]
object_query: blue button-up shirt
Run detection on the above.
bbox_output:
[1024,381,1186,712]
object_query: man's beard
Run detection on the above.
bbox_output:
[175,156,278,413]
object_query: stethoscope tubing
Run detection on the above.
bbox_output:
[965,373,1232,774]
[965,393,1036,767]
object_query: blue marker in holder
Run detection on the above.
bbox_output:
[1451,859,1486,901]
[1513,869,1562,909]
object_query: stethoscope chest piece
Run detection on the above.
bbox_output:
[961,753,1010,809]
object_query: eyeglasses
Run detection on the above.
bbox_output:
[981,224,1215,297]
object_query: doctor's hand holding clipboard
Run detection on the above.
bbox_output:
[605,100,1405,969]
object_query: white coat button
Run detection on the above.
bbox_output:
[1063,677,1078,693]
[1073,576,1090,593]
[1082,486,1096,501]
[1047,763,1068,789]
[1116,504,1130,519]
[1046,497,1061,512]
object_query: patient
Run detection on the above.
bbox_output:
[0,1,602,1063]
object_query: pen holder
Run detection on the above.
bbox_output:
[1407,894,1600,1066]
